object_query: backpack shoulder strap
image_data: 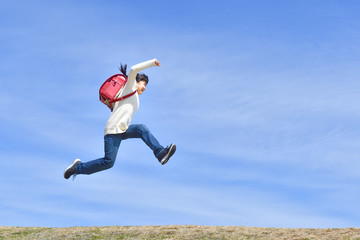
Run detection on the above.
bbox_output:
[110,90,137,103]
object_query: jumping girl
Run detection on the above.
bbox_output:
[64,58,176,179]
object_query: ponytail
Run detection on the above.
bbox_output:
[119,63,127,77]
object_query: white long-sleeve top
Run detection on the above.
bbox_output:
[104,59,157,135]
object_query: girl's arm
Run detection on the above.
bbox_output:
[128,59,160,81]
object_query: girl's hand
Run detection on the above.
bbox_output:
[155,59,161,66]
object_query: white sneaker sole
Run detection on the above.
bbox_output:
[160,144,176,165]
[64,159,81,179]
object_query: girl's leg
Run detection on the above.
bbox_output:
[76,134,122,175]
[122,124,165,158]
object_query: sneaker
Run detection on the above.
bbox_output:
[158,144,176,165]
[64,159,81,179]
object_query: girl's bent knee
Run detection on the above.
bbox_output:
[102,158,115,169]
[138,124,149,133]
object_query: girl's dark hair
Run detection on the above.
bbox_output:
[119,63,127,77]
[136,73,149,85]
[119,63,149,85]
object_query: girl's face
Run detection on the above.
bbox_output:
[137,81,147,95]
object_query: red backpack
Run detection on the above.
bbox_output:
[99,74,137,111]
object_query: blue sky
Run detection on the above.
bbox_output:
[1,0,360,228]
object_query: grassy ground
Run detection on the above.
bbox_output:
[1,225,360,240]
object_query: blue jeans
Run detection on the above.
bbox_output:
[75,124,165,175]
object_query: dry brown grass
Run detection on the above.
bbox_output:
[0,225,360,240]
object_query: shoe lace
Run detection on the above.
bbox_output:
[72,173,77,181]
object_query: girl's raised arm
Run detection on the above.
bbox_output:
[128,59,160,81]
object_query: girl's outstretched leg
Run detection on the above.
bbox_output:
[122,124,164,158]
[122,124,176,164]
[76,134,122,174]
[64,134,122,179]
